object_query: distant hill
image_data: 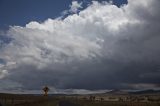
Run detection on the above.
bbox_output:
[129,89,160,95]
[102,89,160,95]
[1,89,160,96]
[104,89,129,95]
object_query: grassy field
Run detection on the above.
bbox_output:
[71,100,160,106]
[0,93,160,106]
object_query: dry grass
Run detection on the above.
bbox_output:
[0,93,160,106]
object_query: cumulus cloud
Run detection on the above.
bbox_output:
[69,1,83,13]
[0,0,160,92]
[62,1,83,15]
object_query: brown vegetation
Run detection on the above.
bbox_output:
[0,93,160,106]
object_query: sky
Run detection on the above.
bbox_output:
[0,0,160,94]
[0,0,127,30]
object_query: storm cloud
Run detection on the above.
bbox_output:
[0,0,160,92]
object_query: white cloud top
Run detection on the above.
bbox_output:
[69,1,82,13]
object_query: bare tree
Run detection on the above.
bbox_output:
[43,86,50,96]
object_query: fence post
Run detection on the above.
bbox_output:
[12,98,14,106]
[4,98,6,105]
